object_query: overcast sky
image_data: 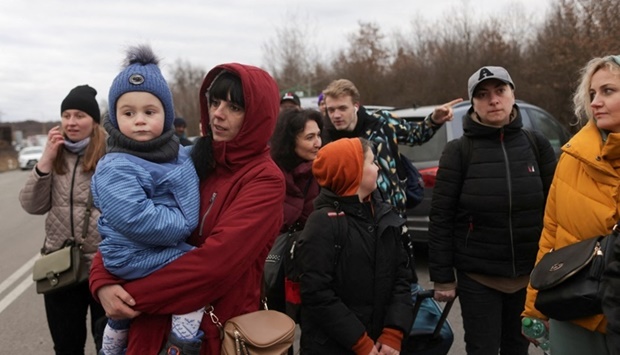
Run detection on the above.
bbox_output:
[0,0,552,123]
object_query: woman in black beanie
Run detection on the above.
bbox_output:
[19,84,107,354]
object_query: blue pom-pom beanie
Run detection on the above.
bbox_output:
[108,45,175,131]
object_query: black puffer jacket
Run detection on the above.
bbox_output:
[297,189,413,354]
[428,106,557,284]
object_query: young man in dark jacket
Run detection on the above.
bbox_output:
[428,66,557,355]
[322,79,461,216]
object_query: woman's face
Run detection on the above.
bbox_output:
[357,149,379,200]
[61,109,95,142]
[294,120,321,161]
[590,67,620,133]
[209,94,245,142]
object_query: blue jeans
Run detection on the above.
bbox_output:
[457,271,529,355]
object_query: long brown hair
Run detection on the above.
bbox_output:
[52,124,107,174]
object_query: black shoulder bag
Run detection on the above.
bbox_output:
[529,222,619,320]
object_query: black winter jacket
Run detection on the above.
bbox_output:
[428,106,557,284]
[297,189,413,354]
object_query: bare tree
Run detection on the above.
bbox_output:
[524,0,620,130]
[262,11,321,96]
[331,22,392,105]
[168,59,206,136]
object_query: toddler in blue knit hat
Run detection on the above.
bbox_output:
[92,44,203,355]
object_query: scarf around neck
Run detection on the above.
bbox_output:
[103,118,179,163]
[64,137,90,155]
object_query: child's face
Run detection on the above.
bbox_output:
[116,92,165,141]
[357,149,379,200]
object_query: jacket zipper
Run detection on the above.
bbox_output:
[199,192,217,237]
[500,130,517,276]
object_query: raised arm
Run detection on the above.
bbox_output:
[392,98,463,146]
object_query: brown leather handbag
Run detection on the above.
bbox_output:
[206,304,295,355]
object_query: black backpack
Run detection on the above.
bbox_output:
[264,178,315,312]
[399,154,425,209]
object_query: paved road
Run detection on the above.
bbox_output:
[0,169,98,354]
[0,169,543,354]
[415,246,544,355]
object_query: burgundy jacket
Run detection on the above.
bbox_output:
[90,63,285,355]
[280,161,319,232]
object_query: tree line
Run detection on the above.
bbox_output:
[164,0,620,136]
[260,0,620,134]
[5,0,619,139]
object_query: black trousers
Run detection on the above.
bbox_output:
[457,271,529,355]
[43,281,106,355]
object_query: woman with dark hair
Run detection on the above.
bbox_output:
[266,108,323,320]
[89,64,286,355]
[270,108,323,232]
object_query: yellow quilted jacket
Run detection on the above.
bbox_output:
[523,121,620,333]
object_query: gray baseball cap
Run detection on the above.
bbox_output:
[467,66,515,100]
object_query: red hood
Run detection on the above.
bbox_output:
[200,63,279,169]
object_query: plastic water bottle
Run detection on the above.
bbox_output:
[522,317,551,354]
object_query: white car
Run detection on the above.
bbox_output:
[18,146,44,170]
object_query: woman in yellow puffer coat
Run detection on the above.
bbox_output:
[522,55,620,355]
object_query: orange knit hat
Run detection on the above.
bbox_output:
[312,138,364,196]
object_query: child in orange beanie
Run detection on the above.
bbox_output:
[297,137,413,354]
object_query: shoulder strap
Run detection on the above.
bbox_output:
[40,190,92,254]
[460,135,473,177]
[461,129,541,176]
[80,191,93,244]
[522,129,541,164]
[329,207,348,266]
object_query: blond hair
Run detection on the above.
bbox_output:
[323,79,361,104]
[573,55,620,125]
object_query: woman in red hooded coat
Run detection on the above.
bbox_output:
[89,64,285,355]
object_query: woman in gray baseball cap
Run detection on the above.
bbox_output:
[428,66,558,355]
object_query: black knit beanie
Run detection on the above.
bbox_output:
[61,85,101,123]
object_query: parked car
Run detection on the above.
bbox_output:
[391,100,571,244]
[18,146,44,170]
